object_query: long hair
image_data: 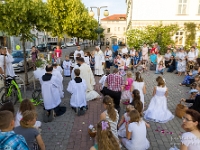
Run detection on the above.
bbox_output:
[19,99,35,114]
[131,89,143,117]
[129,110,141,123]
[103,96,117,122]
[20,110,37,128]
[156,76,165,87]
[97,120,120,150]
[135,72,143,82]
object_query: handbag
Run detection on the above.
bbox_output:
[175,101,187,118]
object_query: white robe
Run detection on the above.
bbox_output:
[84,56,90,65]
[39,74,63,110]
[74,50,84,60]
[94,50,105,75]
[67,79,87,107]
[0,54,15,77]
[52,68,63,91]
[56,66,63,74]
[63,60,71,76]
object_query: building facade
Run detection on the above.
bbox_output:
[126,0,200,46]
[101,14,126,45]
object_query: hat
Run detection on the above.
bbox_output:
[189,89,198,94]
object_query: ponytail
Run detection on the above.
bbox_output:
[131,89,143,117]
[103,96,117,122]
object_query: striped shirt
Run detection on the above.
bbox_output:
[106,73,123,92]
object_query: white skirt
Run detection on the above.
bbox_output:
[86,90,100,101]
[144,95,174,123]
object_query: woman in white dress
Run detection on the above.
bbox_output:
[186,46,196,72]
[180,109,200,150]
[132,72,146,106]
[121,109,150,150]
[100,95,119,141]
[144,76,174,123]
[177,48,187,76]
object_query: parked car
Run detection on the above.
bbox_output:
[66,42,75,47]
[37,44,46,52]
[12,50,33,72]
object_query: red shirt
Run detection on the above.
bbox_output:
[55,49,62,58]
[150,48,158,54]
[106,73,123,92]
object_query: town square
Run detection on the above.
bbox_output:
[0,0,200,150]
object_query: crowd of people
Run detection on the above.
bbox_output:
[1,42,200,150]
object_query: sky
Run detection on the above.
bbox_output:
[82,0,126,19]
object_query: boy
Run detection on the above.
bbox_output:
[0,110,29,150]
[63,55,71,77]
[67,69,87,116]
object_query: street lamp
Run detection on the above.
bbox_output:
[89,6,109,47]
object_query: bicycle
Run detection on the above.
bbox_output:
[30,88,43,106]
[0,75,23,105]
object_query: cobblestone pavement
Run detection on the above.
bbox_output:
[12,47,190,150]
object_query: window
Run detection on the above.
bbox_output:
[198,0,200,14]
[123,27,126,31]
[114,27,116,31]
[118,27,120,31]
[107,28,110,33]
[175,31,184,45]
[178,0,187,14]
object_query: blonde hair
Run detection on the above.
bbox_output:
[97,120,120,150]
[129,110,141,123]
[127,71,132,78]
[103,96,117,122]
[126,105,135,113]
[20,110,37,128]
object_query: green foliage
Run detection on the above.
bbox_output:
[126,24,179,54]
[184,22,197,50]
[0,0,53,84]
[48,0,98,41]
[35,58,45,68]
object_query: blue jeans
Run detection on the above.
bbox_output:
[155,69,164,74]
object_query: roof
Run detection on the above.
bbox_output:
[101,14,126,21]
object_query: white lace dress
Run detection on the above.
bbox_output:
[144,86,174,123]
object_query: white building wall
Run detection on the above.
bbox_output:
[101,20,127,45]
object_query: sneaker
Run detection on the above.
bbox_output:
[48,110,54,122]
[43,110,49,123]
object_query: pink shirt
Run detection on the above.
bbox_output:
[125,78,134,90]
[55,49,62,58]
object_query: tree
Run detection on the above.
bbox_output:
[48,0,98,44]
[184,22,197,50]
[0,0,53,84]
[126,24,179,54]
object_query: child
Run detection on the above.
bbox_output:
[90,51,95,72]
[67,69,87,116]
[15,99,41,128]
[84,52,90,65]
[0,101,15,115]
[121,71,134,105]
[14,110,45,150]
[121,110,150,150]
[140,59,147,72]
[99,71,110,95]
[155,60,165,75]
[90,120,120,150]
[63,55,71,77]
[188,89,198,100]
[0,110,29,150]
[117,105,135,137]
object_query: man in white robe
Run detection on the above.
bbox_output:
[71,57,100,101]
[52,64,64,92]
[94,46,105,76]
[39,65,65,122]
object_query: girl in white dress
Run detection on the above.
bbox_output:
[132,72,146,105]
[100,96,119,141]
[121,110,150,150]
[144,76,174,123]
[63,55,71,77]
[118,105,135,137]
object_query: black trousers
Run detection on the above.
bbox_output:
[105,88,121,109]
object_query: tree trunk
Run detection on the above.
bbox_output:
[22,37,29,85]
[57,37,61,47]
